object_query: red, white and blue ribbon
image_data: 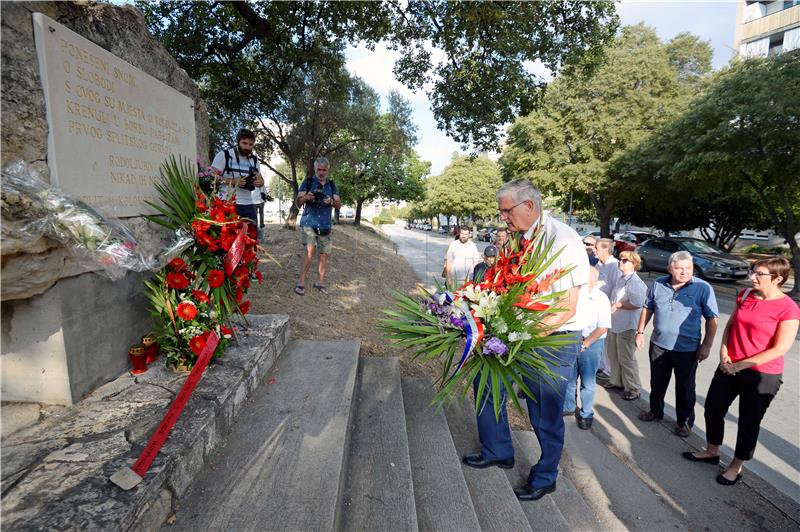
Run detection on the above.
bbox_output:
[439,291,484,381]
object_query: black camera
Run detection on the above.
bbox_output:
[311,185,327,205]
[240,166,257,191]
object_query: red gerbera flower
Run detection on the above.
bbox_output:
[192,290,210,304]
[168,258,186,271]
[255,270,263,284]
[176,301,198,320]
[189,333,207,355]
[221,325,233,338]
[208,269,225,288]
[233,265,249,280]
[166,272,190,289]
[239,300,251,315]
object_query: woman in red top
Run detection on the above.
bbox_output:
[683,257,799,485]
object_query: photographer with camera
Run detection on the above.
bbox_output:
[210,129,265,232]
[294,157,341,296]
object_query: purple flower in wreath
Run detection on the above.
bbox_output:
[449,315,465,329]
[482,336,508,356]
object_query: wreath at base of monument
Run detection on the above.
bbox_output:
[143,156,263,369]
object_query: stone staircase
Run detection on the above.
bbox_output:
[168,342,607,531]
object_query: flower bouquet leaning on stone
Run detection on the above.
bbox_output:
[0,159,191,278]
[143,156,263,370]
[380,230,573,420]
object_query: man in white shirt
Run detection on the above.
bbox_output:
[444,227,482,287]
[462,179,589,503]
[594,238,621,378]
[210,129,265,228]
[595,238,621,298]
[564,267,611,429]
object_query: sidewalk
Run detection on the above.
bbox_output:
[575,384,800,528]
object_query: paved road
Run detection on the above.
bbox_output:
[382,222,800,503]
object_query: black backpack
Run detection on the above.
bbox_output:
[223,147,258,176]
[302,176,337,195]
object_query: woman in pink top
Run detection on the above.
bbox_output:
[683,258,799,485]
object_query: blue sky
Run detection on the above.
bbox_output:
[346,1,739,176]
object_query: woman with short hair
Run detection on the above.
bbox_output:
[684,257,799,485]
[603,250,648,401]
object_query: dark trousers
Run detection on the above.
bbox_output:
[648,344,698,427]
[256,202,265,227]
[474,333,579,489]
[704,368,781,461]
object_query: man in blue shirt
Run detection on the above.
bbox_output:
[295,157,341,296]
[635,251,719,437]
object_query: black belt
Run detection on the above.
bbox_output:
[552,331,579,336]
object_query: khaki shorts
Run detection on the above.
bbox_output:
[299,226,332,254]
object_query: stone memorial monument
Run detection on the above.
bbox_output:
[1,1,209,404]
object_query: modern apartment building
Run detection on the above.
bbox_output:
[734,0,800,57]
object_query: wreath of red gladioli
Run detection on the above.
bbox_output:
[177,301,198,320]
[208,269,225,288]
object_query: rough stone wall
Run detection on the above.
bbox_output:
[0,0,209,301]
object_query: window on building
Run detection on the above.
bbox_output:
[769,32,784,55]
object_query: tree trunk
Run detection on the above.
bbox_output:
[354,199,365,226]
[740,170,799,297]
[786,237,800,299]
[590,192,613,238]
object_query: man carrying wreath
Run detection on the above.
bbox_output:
[462,179,590,502]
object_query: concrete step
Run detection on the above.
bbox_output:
[401,378,481,532]
[511,430,599,532]
[505,430,570,532]
[168,340,360,531]
[339,357,417,532]
[561,419,684,531]
[443,399,533,532]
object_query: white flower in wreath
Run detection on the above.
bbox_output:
[492,317,508,334]
[472,291,499,319]
[508,331,532,342]
[459,284,484,303]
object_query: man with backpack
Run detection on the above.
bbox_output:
[294,157,341,296]
[210,128,265,231]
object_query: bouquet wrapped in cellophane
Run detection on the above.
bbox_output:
[380,228,575,420]
[0,159,192,279]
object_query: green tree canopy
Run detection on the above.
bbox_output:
[135,0,618,151]
[425,154,503,223]
[334,92,429,224]
[616,51,800,295]
[500,24,713,236]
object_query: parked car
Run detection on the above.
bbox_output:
[580,230,602,239]
[476,228,493,242]
[636,237,750,281]
[437,226,449,235]
[423,223,432,231]
[614,231,658,256]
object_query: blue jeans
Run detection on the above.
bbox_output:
[475,333,579,489]
[564,339,604,419]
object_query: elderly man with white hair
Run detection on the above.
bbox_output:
[635,251,719,438]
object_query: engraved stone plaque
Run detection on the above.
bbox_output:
[32,13,197,217]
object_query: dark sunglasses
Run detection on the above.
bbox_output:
[619,258,631,264]
[583,241,595,247]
